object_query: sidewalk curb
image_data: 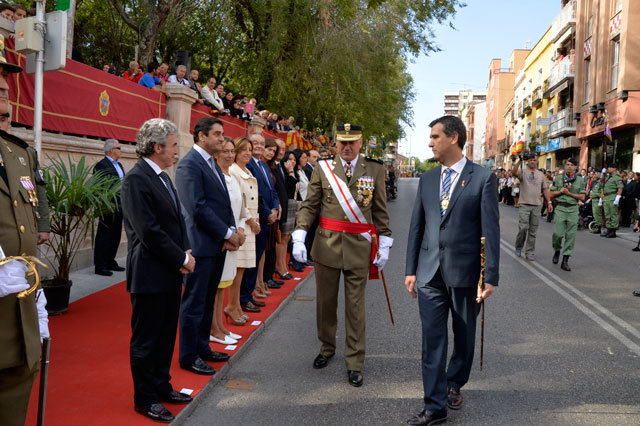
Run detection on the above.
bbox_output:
[171,270,315,426]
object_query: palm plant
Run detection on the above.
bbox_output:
[43,155,121,285]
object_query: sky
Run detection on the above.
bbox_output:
[401,0,561,161]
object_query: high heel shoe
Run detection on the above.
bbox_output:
[223,308,246,326]
[276,270,294,280]
[254,283,267,298]
[258,282,271,296]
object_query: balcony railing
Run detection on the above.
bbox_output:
[518,100,525,118]
[551,0,576,42]
[549,55,575,91]
[542,79,551,99]
[523,97,532,115]
[548,108,575,137]
[532,87,543,107]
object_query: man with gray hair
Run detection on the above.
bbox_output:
[122,118,196,422]
[123,60,142,84]
[169,65,190,86]
[93,139,126,276]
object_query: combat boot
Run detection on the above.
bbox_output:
[606,229,617,238]
[552,251,560,264]
[600,228,611,237]
[561,255,571,271]
[592,226,601,234]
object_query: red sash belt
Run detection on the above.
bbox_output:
[318,216,379,279]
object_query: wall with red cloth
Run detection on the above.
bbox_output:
[189,104,249,140]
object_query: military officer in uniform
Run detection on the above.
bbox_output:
[0,34,50,426]
[589,170,603,234]
[600,163,623,238]
[550,158,586,271]
[292,124,392,387]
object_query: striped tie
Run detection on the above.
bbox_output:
[440,168,453,217]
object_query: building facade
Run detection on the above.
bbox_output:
[574,0,640,171]
[444,89,486,117]
[465,101,486,164]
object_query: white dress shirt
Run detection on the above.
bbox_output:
[439,156,467,199]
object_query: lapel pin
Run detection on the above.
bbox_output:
[461,180,465,187]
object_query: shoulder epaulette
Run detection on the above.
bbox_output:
[365,156,383,165]
[0,129,29,149]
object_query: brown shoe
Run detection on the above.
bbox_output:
[446,386,462,410]
[407,410,447,426]
[241,301,261,313]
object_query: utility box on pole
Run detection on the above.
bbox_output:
[26,11,67,73]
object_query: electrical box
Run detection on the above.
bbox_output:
[26,11,67,74]
[14,17,43,54]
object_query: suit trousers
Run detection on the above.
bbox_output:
[0,363,38,426]
[314,261,369,371]
[515,203,541,256]
[179,254,227,365]
[241,223,268,305]
[417,270,479,414]
[130,285,181,406]
[94,210,123,269]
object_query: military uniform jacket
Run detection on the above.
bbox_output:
[551,174,585,206]
[590,180,603,200]
[603,173,623,199]
[296,155,391,270]
[0,133,41,372]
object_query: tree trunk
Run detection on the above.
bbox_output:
[65,0,76,59]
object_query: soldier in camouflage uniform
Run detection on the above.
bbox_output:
[600,163,623,238]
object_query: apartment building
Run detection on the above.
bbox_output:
[465,101,487,164]
[444,89,486,117]
[574,0,640,171]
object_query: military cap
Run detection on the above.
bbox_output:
[336,123,362,142]
[609,162,617,168]
[0,34,23,73]
[566,157,578,166]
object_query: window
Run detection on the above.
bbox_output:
[584,58,591,102]
[614,0,623,14]
[538,68,543,87]
[611,37,620,90]
[587,16,593,38]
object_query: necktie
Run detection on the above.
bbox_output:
[440,168,453,217]
[345,162,352,182]
[208,157,224,187]
[158,171,177,209]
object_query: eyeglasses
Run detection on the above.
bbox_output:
[113,147,121,150]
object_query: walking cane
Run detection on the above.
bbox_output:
[37,337,51,426]
[478,237,486,371]
[372,234,395,325]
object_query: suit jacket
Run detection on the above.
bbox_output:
[247,158,279,223]
[296,155,391,270]
[272,163,289,223]
[94,156,125,210]
[303,163,313,181]
[405,159,500,287]
[175,147,235,257]
[122,159,189,294]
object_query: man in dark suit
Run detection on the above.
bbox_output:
[122,118,196,423]
[405,116,500,426]
[175,117,240,375]
[241,133,279,311]
[94,139,126,276]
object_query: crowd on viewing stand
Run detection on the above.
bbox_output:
[0,3,31,21]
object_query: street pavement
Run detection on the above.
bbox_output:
[180,177,640,426]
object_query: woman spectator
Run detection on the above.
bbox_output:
[259,139,283,293]
[512,174,521,207]
[223,91,235,114]
[219,137,262,326]
[279,151,303,274]
[293,149,310,201]
[499,170,507,203]
[210,138,247,342]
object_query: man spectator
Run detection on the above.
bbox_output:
[620,171,636,228]
[201,77,224,111]
[303,149,319,264]
[157,63,170,83]
[304,149,319,181]
[168,65,190,86]
[0,36,50,426]
[138,61,166,94]
[187,69,205,104]
[122,118,195,422]
[103,64,111,73]
[175,117,238,375]
[94,139,126,276]
[12,4,26,20]
[215,83,225,100]
[283,116,294,131]
[123,61,143,84]
[512,152,552,261]
[241,133,279,312]
[0,4,13,20]
[318,147,329,159]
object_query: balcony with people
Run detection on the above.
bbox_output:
[551,0,576,43]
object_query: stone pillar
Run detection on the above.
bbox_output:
[165,83,197,177]
[248,115,266,135]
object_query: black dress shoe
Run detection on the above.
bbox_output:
[241,301,261,312]
[632,246,640,252]
[313,353,333,369]
[306,260,314,266]
[134,402,174,422]
[180,358,215,375]
[407,410,447,426]
[95,268,113,276]
[200,350,230,362]
[271,278,285,285]
[266,279,282,289]
[108,264,125,271]
[159,390,193,404]
[632,290,640,297]
[446,386,463,410]
[251,297,266,307]
[347,370,363,387]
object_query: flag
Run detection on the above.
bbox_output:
[516,139,524,153]
[604,113,612,141]
[285,132,300,148]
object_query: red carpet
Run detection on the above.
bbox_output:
[25,265,313,425]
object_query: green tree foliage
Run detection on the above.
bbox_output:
[72,0,463,149]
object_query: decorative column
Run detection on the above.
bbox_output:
[248,115,266,135]
[165,83,197,177]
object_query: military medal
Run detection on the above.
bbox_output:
[20,176,38,206]
[356,176,374,206]
[441,194,450,211]
[18,156,27,166]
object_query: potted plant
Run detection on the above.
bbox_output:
[41,155,121,314]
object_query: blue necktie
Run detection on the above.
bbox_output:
[440,168,453,217]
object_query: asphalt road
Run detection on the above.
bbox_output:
[181,177,640,426]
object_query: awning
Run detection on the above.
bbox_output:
[550,81,569,98]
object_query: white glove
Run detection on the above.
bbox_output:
[602,168,608,175]
[35,289,50,342]
[598,198,603,206]
[373,236,393,271]
[614,195,621,206]
[0,260,30,297]
[292,229,308,263]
